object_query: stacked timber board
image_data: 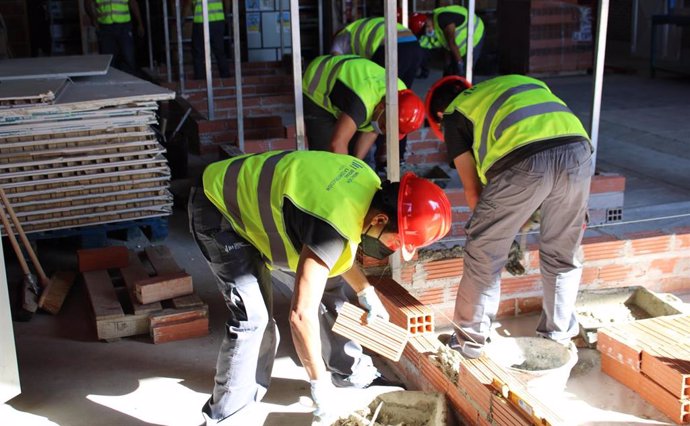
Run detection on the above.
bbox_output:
[598,314,690,424]
[80,245,209,343]
[0,60,175,235]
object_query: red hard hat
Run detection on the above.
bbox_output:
[398,89,425,140]
[409,13,427,36]
[424,75,472,141]
[397,172,452,261]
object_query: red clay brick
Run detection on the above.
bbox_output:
[598,264,633,283]
[408,140,440,152]
[589,174,625,193]
[501,274,542,295]
[416,287,447,305]
[650,258,679,275]
[269,138,297,151]
[581,236,626,261]
[497,298,516,318]
[580,266,599,285]
[626,232,671,255]
[657,277,690,293]
[517,296,543,315]
[673,227,690,250]
[423,152,450,164]
[444,188,468,207]
[77,246,129,272]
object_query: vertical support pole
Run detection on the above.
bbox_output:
[631,0,639,53]
[233,0,244,150]
[279,0,285,60]
[466,0,475,83]
[384,0,401,281]
[175,0,185,94]
[589,0,610,173]
[290,0,306,150]
[318,0,324,55]
[146,0,154,70]
[202,0,215,120]
[162,0,173,82]
[401,0,408,27]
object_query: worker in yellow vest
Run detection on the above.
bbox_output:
[190,150,451,423]
[426,75,592,359]
[86,0,144,74]
[409,5,485,77]
[302,54,424,161]
[182,0,230,79]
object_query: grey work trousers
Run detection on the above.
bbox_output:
[188,188,377,420]
[453,141,592,351]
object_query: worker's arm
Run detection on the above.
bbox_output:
[453,151,482,211]
[290,246,329,381]
[444,23,463,63]
[352,131,379,160]
[329,113,358,154]
[341,264,389,322]
[128,0,145,37]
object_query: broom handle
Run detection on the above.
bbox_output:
[0,188,49,287]
[0,198,31,276]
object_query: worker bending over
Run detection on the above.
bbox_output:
[302,54,424,160]
[426,75,592,358]
[190,150,451,423]
[410,5,485,77]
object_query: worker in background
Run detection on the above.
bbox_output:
[190,150,451,423]
[302,54,424,161]
[182,0,231,80]
[409,5,485,78]
[330,16,424,174]
[425,75,592,358]
[86,0,144,75]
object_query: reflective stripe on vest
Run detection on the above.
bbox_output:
[194,0,224,23]
[449,75,590,184]
[348,18,416,58]
[203,151,381,276]
[95,0,131,24]
[305,56,359,111]
[432,5,484,55]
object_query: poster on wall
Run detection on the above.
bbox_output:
[247,13,260,33]
[246,0,259,11]
[260,0,274,10]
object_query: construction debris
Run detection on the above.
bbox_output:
[429,345,463,384]
[334,391,447,426]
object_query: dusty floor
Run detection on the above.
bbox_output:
[3,47,690,426]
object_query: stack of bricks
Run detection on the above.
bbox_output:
[79,245,209,343]
[394,331,566,425]
[371,276,435,336]
[598,314,690,424]
[370,228,690,330]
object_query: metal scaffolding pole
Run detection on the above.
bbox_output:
[318,0,324,55]
[146,0,153,70]
[466,0,475,83]
[384,0,399,183]
[175,0,185,94]
[162,0,172,82]
[232,0,244,150]
[589,0,610,172]
[201,0,215,120]
[290,0,306,150]
[401,0,408,26]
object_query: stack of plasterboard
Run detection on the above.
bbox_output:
[0,56,176,234]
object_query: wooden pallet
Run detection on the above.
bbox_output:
[82,246,206,342]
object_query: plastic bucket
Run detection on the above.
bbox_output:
[485,337,577,394]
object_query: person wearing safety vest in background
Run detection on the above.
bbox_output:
[182,0,231,80]
[302,54,425,163]
[425,75,592,359]
[330,16,424,175]
[409,5,485,78]
[189,150,451,423]
[86,0,144,75]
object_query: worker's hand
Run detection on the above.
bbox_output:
[505,240,526,276]
[357,286,390,323]
[310,375,338,424]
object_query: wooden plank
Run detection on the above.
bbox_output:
[172,293,204,309]
[135,271,193,304]
[82,270,123,321]
[77,246,129,272]
[120,251,161,314]
[95,310,150,342]
[149,306,208,327]
[332,302,408,362]
[151,317,210,344]
[144,245,183,275]
[38,270,76,315]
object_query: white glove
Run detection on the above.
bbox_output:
[357,286,390,322]
[310,374,337,424]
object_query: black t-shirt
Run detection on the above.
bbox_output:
[330,80,368,128]
[443,110,588,179]
[282,198,347,270]
[437,11,466,31]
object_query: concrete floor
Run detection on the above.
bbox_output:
[3,54,690,425]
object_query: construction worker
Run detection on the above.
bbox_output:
[182,0,230,80]
[409,5,485,77]
[86,0,144,75]
[190,150,451,423]
[302,54,425,161]
[330,17,424,174]
[425,75,593,358]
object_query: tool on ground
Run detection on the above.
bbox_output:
[0,187,50,288]
[168,107,192,143]
[491,377,551,426]
[0,194,39,314]
[452,323,484,359]
[369,401,383,425]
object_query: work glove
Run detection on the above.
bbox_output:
[357,286,390,323]
[310,374,338,425]
[505,239,526,276]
